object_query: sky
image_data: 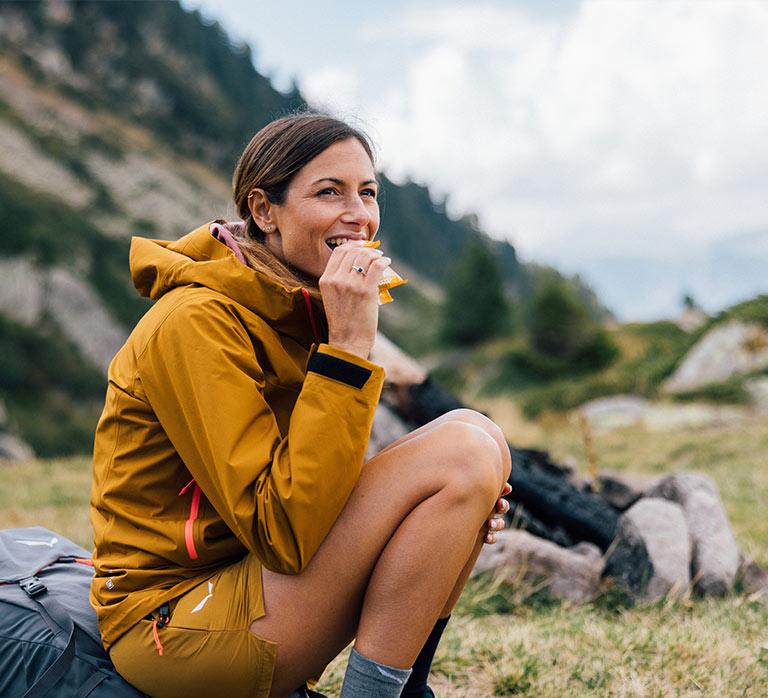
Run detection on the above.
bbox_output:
[181,0,768,320]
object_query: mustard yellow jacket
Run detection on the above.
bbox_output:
[90,222,385,649]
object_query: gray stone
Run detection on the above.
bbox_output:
[737,556,768,599]
[648,473,740,596]
[46,267,128,374]
[472,529,603,602]
[0,256,45,326]
[604,498,691,602]
[0,432,35,462]
[597,470,659,511]
[578,395,649,432]
[365,402,410,461]
[662,320,768,394]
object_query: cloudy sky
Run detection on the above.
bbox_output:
[182,0,767,320]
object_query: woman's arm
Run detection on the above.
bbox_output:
[138,293,384,574]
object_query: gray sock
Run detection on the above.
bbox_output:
[339,646,413,698]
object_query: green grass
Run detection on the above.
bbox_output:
[1,417,766,696]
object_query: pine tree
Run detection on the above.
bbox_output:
[440,237,511,345]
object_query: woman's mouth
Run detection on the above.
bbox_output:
[325,237,350,250]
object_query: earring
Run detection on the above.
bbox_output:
[264,224,273,233]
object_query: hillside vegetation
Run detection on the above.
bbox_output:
[0,0,558,456]
[431,292,768,419]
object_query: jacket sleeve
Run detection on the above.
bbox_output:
[138,297,385,574]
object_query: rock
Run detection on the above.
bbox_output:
[472,529,603,602]
[596,470,659,511]
[676,307,708,333]
[370,333,427,387]
[642,403,747,432]
[745,376,768,413]
[0,259,128,375]
[365,401,411,460]
[46,267,128,374]
[604,498,691,602]
[0,432,35,462]
[0,256,45,326]
[648,473,740,596]
[578,395,649,432]
[737,556,768,599]
[662,320,768,394]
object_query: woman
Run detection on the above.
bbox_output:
[90,113,512,698]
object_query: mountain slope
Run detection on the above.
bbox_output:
[0,0,594,456]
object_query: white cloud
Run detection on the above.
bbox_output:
[189,0,768,317]
[299,0,768,267]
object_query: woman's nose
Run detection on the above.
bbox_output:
[341,194,371,228]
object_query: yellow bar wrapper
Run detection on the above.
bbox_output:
[363,240,408,304]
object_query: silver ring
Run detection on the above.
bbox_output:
[351,265,366,275]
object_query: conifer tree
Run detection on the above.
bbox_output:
[440,237,511,345]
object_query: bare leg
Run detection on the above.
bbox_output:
[371,409,512,620]
[250,416,507,696]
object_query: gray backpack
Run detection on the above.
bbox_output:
[0,526,146,697]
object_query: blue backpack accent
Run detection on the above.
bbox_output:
[0,526,146,697]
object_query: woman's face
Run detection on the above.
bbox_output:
[265,138,380,280]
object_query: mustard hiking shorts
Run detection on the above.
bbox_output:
[110,555,277,698]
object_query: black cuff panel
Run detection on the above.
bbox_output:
[307,351,372,389]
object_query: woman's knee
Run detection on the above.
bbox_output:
[441,409,512,483]
[433,421,503,506]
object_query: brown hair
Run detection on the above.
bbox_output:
[232,113,376,292]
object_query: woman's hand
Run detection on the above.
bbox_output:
[484,482,512,544]
[320,241,391,360]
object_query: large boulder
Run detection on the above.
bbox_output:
[662,320,768,394]
[648,473,740,596]
[604,498,691,602]
[472,529,603,602]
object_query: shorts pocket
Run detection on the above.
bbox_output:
[111,619,276,698]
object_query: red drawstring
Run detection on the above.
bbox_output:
[179,478,201,560]
[301,288,321,345]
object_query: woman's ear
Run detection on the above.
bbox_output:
[247,188,276,233]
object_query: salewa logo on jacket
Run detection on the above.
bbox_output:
[190,581,214,613]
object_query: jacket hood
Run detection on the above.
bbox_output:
[130,221,327,347]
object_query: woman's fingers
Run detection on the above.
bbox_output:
[483,511,507,544]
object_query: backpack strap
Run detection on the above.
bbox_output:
[19,576,77,698]
[76,671,108,698]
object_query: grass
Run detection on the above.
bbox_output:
[1,416,767,696]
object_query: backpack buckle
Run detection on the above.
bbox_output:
[20,576,47,597]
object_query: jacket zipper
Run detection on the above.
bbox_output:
[179,478,202,560]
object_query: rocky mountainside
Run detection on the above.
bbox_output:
[0,0,594,457]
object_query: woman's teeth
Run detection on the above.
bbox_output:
[326,237,348,249]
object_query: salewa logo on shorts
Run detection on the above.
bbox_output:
[190,581,214,613]
[15,537,59,548]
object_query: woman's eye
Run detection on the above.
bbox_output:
[361,188,378,199]
[318,187,339,196]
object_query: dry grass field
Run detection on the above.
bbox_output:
[1,412,766,696]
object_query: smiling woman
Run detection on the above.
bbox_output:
[90,112,511,698]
